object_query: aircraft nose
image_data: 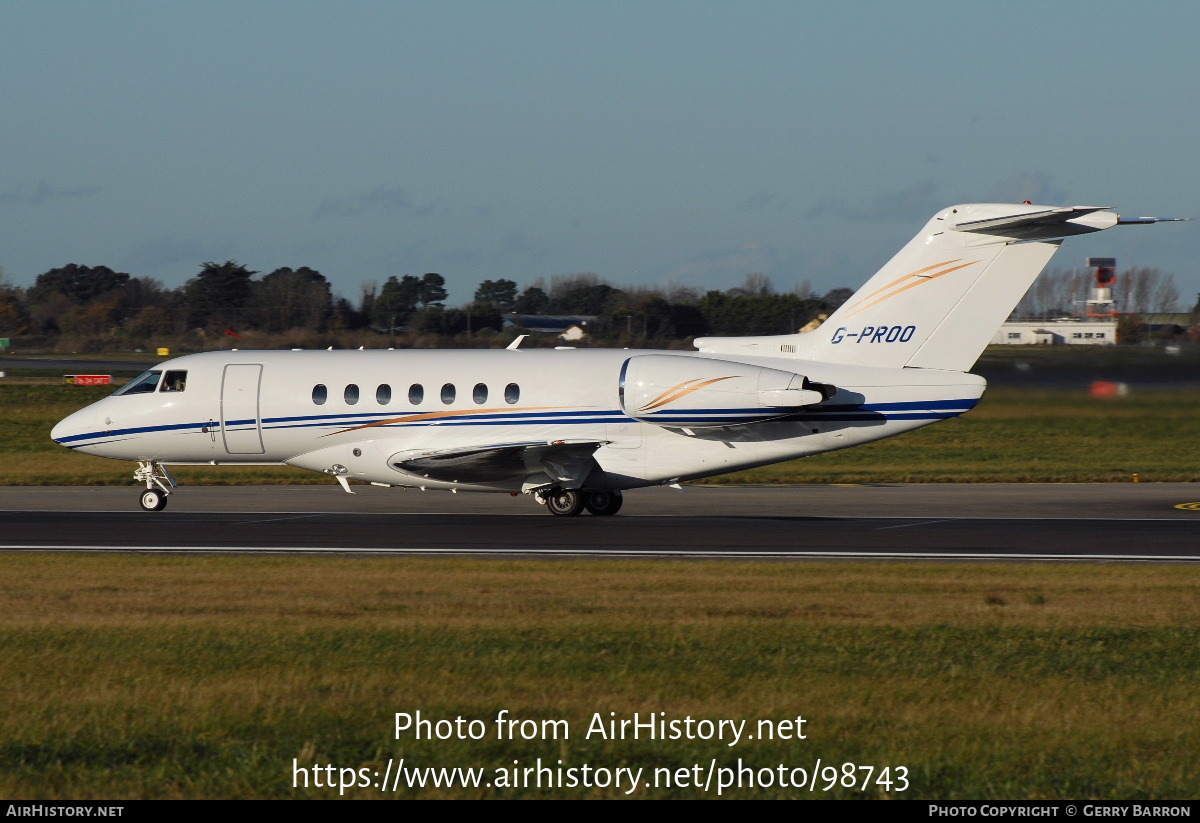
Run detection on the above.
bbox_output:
[51,409,89,446]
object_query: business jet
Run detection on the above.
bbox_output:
[50,203,1183,515]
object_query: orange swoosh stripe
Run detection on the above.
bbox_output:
[638,378,708,411]
[322,405,587,437]
[841,261,979,320]
[841,260,963,315]
[639,376,736,411]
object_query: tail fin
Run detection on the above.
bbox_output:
[695,203,1176,371]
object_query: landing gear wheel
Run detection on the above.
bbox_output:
[584,489,623,516]
[546,489,583,517]
[139,488,168,511]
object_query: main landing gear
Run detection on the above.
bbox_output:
[134,461,178,512]
[538,488,624,517]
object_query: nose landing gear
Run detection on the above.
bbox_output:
[139,488,168,511]
[134,461,178,511]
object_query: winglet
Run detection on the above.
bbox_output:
[506,334,528,351]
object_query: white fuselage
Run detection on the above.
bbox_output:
[49,202,1177,505]
[51,348,985,493]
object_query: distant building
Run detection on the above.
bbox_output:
[992,320,1117,346]
[502,314,597,334]
[1132,312,1194,339]
[994,257,1116,345]
[798,313,828,333]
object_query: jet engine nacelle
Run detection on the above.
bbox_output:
[619,354,829,428]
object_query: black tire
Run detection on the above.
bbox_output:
[584,489,624,516]
[546,489,583,517]
[139,488,168,511]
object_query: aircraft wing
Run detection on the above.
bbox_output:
[390,439,606,485]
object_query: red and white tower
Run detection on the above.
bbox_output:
[1084,257,1117,318]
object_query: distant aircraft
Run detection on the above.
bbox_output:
[51,203,1184,515]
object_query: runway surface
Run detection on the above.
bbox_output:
[2,484,1198,561]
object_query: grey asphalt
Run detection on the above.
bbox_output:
[1,484,1198,560]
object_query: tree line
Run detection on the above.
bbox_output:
[0,261,851,350]
[1013,267,1188,318]
[2,260,1188,352]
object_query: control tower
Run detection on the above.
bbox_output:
[1084,257,1118,318]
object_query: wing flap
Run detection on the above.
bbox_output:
[390,439,605,484]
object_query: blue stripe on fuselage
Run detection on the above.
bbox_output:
[54,398,981,445]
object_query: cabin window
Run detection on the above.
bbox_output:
[473,383,488,404]
[376,384,392,404]
[441,383,456,404]
[504,383,520,404]
[114,370,162,396]
[344,384,360,404]
[160,370,187,392]
[408,383,424,404]
[312,384,328,405]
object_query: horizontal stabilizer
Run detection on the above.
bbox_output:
[949,206,1115,235]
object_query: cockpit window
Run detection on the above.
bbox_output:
[112,370,162,396]
[160,370,187,392]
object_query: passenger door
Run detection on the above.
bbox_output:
[220,364,265,455]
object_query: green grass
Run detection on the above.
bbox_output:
[1,555,1199,798]
[712,388,1200,484]
[7,382,1200,484]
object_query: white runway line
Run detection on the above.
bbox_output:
[3,544,1200,562]
[875,519,953,529]
[231,513,329,525]
[0,510,1197,522]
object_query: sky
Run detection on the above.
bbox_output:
[2,1,1198,307]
